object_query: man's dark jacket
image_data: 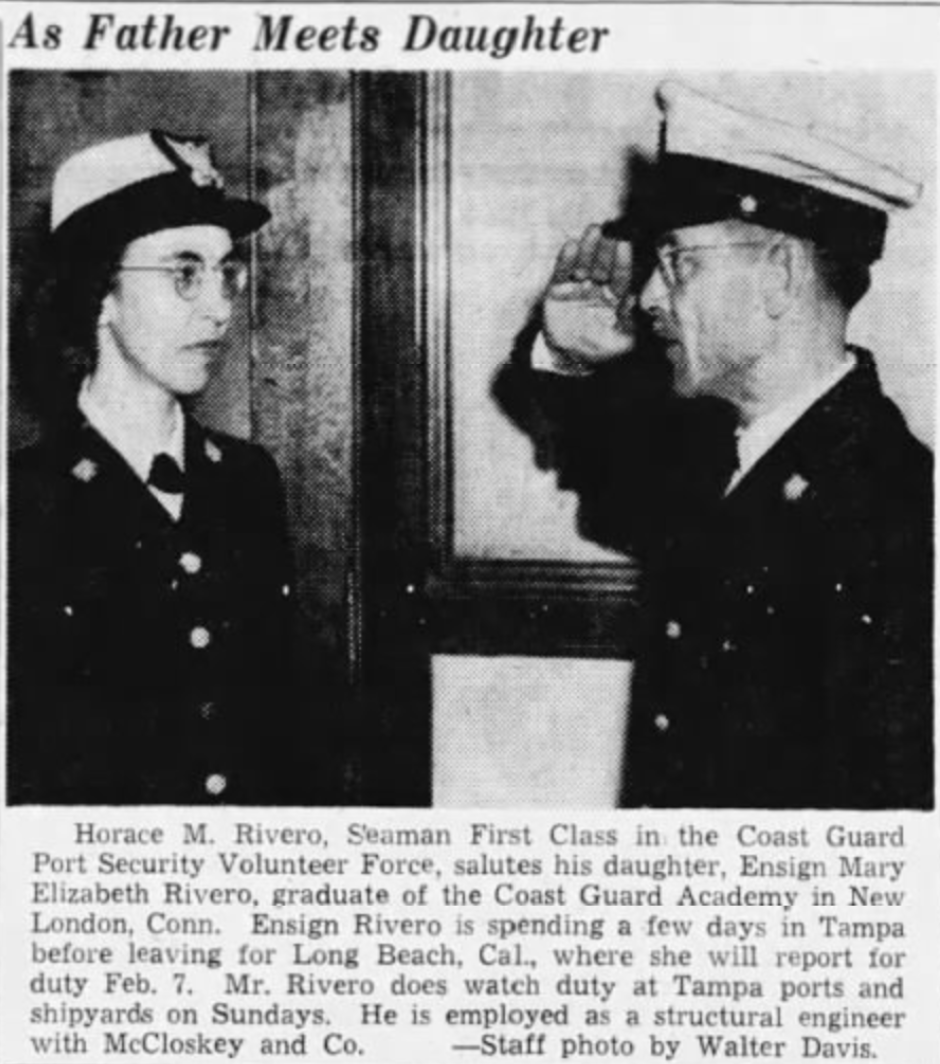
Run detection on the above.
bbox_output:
[8,411,335,805]
[500,339,933,809]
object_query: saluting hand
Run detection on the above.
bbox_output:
[542,224,635,368]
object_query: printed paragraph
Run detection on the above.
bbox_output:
[12,815,923,1061]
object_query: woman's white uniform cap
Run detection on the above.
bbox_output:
[52,131,225,232]
[49,129,268,258]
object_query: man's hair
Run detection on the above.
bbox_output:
[811,249,872,311]
[717,217,871,312]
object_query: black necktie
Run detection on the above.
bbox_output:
[148,453,185,494]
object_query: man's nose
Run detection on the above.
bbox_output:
[639,263,668,315]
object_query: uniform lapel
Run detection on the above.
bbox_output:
[720,351,883,522]
[60,416,178,538]
[180,417,229,534]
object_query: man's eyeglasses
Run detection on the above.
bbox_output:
[117,259,248,302]
[654,242,767,290]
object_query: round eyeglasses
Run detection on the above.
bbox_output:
[117,259,248,302]
[654,242,767,290]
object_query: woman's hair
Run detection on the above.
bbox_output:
[13,239,123,419]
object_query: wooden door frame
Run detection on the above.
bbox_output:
[354,72,640,805]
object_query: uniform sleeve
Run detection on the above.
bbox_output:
[6,461,98,802]
[818,449,934,809]
[247,446,347,805]
[242,448,301,784]
[492,319,738,553]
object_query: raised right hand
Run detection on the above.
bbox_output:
[542,224,635,367]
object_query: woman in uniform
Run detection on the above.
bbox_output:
[8,130,321,804]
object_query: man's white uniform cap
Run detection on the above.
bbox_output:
[605,81,921,263]
[50,130,268,260]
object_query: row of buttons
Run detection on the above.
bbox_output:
[665,619,738,652]
[656,621,680,736]
[184,550,221,798]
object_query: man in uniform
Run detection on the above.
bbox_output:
[505,82,933,808]
[8,130,322,804]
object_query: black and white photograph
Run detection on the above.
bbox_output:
[7,72,358,805]
[6,68,935,809]
[1,7,938,1062]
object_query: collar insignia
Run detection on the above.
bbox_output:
[783,473,809,502]
[71,457,98,483]
[204,439,223,464]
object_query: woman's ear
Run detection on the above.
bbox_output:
[98,292,115,328]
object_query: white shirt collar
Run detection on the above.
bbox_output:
[77,378,186,517]
[726,355,856,494]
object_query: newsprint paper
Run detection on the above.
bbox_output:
[1,2,939,1062]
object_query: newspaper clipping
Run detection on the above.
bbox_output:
[1,2,938,1062]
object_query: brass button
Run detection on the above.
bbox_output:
[205,773,227,796]
[666,620,682,639]
[190,626,211,650]
[654,714,671,733]
[199,701,217,721]
[180,552,203,575]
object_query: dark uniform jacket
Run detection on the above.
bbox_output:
[8,410,326,805]
[500,339,933,809]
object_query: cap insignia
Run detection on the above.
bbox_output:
[739,194,759,216]
[154,131,223,190]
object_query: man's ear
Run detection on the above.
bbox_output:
[762,237,809,319]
